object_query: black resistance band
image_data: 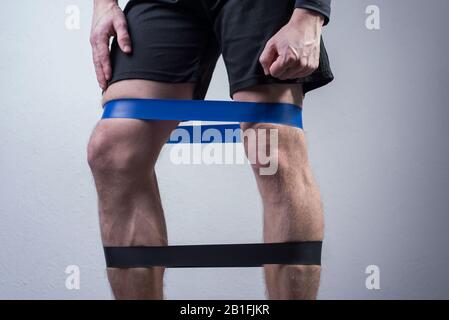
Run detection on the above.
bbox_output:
[104,242,322,268]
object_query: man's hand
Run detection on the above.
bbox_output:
[259,8,324,80]
[90,0,132,90]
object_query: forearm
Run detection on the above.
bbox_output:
[294,0,331,25]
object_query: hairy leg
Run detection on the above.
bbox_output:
[234,84,324,300]
[87,80,194,299]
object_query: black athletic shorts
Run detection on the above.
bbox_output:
[109,0,334,100]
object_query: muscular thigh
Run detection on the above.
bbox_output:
[88,80,194,169]
[103,79,194,104]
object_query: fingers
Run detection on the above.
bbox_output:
[92,52,106,89]
[280,57,310,80]
[289,47,320,78]
[90,33,112,90]
[269,47,299,79]
[263,43,320,80]
[90,6,131,90]
[259,41,278,76]
[113,16,132,53]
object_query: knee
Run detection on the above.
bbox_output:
[245,133,307,199]
[87,126,145,176]
[87,130,121,174]
[241,122,308,174]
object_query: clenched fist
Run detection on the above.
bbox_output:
[259,8,325,80]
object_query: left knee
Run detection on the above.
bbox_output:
[245,131,317,204]
[241,122,309,178]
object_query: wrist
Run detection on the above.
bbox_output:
[290,8,325,27]
[94,0,118,9]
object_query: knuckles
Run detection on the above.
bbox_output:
[284,52,296,65]
[259,56,268,66]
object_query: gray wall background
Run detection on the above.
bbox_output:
[0,0,448,299]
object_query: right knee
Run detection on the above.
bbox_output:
[87,125,149,177]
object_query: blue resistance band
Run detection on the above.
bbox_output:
[102,99,302,144]
[102,99,303,129]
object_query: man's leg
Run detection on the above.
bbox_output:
[87,80,194,299]
[234,84,324,300]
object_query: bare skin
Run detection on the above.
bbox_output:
[234,85,324,300]
[89,0,326,300]
[88,80,194,299]
[259,8,325,79]
[87,81,324,300]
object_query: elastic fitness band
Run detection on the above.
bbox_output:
[101,99,321,268]
[103,99,303,128]
[105,242,322,268]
